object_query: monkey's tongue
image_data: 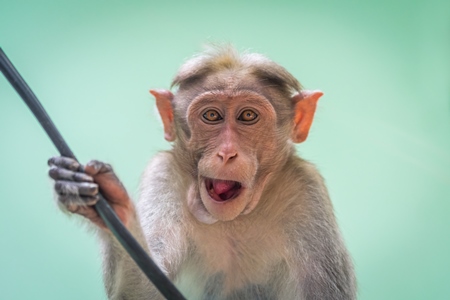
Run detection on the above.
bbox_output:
[207,179,242,201]
[213,180,236,194]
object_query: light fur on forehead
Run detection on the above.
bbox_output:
[171,44,302,96]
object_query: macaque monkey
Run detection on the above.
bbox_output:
[48,46,356,299]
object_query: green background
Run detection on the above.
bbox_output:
[1,0,449,299]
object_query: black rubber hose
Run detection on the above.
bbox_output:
[0,48,186,300]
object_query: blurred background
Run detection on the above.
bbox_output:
[0,0,449,299]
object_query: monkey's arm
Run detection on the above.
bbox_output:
[98,214,163,299]
[101,152,189,299]
[137,152,190,277]
[290,164,357,300]
[48,156,186,299]
[297,222,356,300]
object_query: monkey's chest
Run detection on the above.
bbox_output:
[175,230,287,299]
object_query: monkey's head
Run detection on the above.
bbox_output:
[151,46,322,224]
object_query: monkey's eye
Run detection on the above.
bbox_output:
[238,109,258,123]
[202,109,223,123]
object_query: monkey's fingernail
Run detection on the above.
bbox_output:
[74,172,94,182]
[48,157,56,166]
[86,160,104,172]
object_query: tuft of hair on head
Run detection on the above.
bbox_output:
[171,44,302,96]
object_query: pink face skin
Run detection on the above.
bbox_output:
[150,86,322,224]
[185,90,283,223]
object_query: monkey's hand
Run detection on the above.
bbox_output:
[48,156,134,230]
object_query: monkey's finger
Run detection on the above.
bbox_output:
[58,194,99,207]
[55,180,99,197]
[48,156,82,171]
[83,160,130,205]
[49,166,94,182]
[83,160,113,176]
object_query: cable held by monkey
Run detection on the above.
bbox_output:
[0,47,186,300]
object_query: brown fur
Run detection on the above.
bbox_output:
[49,45,356,299]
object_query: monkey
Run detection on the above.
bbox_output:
[48,45,357,300]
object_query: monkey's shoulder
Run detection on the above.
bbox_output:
[288,155,326,182]
[137,151,187,215]
[271,155,329,201]
[140,151,179,181]
[139,151,188,192]
[261,156,335,226]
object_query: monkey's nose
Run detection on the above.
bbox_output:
[217,151,237,164]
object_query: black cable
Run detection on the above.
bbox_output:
[0,48,186,300]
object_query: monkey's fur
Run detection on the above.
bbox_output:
[49,46,356,299]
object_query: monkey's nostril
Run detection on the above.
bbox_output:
[217,152,237,163]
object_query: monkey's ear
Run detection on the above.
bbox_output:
[291,90,323,143]
[150,89,176,142]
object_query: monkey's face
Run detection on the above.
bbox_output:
[183,90,287,223]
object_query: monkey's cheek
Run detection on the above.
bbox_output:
[186,183,218,225]
[241,173,272,215]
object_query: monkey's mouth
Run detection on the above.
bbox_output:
[205,178,243,202]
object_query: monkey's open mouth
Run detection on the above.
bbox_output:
[205,178,243,202]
